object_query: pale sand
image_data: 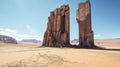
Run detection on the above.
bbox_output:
[0,39,120,67]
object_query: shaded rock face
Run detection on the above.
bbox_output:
[42,5,70,47]
[76,0,94,48]
[0,35,17,44]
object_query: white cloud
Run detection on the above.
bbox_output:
[5,29,17,33]
[0,28,42,41]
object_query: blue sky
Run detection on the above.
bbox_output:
[0,0,120,41]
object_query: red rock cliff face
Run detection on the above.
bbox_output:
[42,5,70,47]
[76,0,94,48]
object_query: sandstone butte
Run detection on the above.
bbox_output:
[42,0,95,48]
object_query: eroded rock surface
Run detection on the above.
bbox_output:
[42,5,70,47]
[76,0,94,48]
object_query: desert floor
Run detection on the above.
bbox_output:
[0,39,120,67]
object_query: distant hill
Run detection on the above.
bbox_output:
[71,38,120,45]
[71,39,79,44]
[0,35,17,44]
[21,39,41,44]
[95,38,120,45]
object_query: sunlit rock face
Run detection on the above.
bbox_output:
[42,5,70,47]
[76,0,94,48]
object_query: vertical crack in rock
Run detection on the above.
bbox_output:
[42,5,70,47]
[42,0,95,48]
[76,0,94,48]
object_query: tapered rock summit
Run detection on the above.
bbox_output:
[42,5,70,47]
[76,0,94,48]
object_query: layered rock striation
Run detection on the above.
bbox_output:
[76,0,94,48]
[42,5,70,47]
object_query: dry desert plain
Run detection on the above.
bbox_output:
[0,39,120,67]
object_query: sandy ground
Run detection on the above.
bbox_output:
[0,39,120,67]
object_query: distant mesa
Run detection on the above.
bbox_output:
[21,39,41,44]
[0,35,17,44]
[71,39,79,44]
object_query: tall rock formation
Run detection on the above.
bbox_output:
[76,0,94,48]
[42,5,70,47]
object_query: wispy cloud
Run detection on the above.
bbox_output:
[94,34,101,39]
[26,24,31,29]
[0,28,42,41]
[25,24,40,35]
